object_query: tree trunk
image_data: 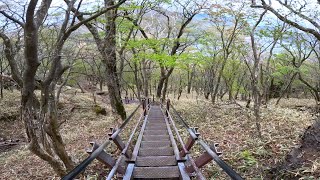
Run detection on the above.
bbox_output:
[141,60,149,97]
[299,73,320,112]
[157,75,166,98]
[177,75,183,100]
[249,11,267,139]
[204,67,214,100]
[187,66,195,94]
[99,80,103,91]
[212,75,221,104]
[0,56,3,99]
[149,81,152,97]
[228,88,232,101]
[21,0,75,176]
[276,72,298,105]
[212,59,227,104]
[102,0,126,119]
[133,62,141,101]
[79,0,126,120]
[161,77,169,101]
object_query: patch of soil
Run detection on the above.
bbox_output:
[0,112,26,153]
[268,120,320,179]
[0,138,25,153]
[0,112,19,121]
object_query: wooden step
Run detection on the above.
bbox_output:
[143,135,170,141]
[138,147,174,156]
[133,166,180,179]
[141,141,171,148]
[136,156,176,167]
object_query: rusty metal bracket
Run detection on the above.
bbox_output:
[108,128,132,158]
[180,127,200,157]
[86,142,125,174]
[185,143,221,173]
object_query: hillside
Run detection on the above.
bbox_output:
[0,89,319,179]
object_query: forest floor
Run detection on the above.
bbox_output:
[0,89,139,179]
[170,94,319,179]
[0,89,319,179]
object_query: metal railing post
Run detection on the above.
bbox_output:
[86,142,124,174]
[63,104,141,180]
[180,128,200,157]
[108,128,132,158]
[168,103,243,180]
[166,99,170,117]
[142,98,146,116]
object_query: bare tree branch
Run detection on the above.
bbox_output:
[252,0,320,41]
[35,0,53,27]
[0,10,25,27]
[276,0,320,29]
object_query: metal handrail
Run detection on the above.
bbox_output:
[106,104,149,180]
[62,103,142,180]
[166,110,189,155]
[198,140,243,180]
[165,107,206,180]
[170,104,198,140]
[110,104,141,140]
[62,140,111,180]
[169,102,244,180]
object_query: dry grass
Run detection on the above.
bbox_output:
[0,88,141,180]
[1,89,319,179]
[170,95,318,179]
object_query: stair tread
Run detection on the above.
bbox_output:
[146,124,167,126]
[139,147,174,156]
[133,166,180,179]
[136,156,177,167]
[145,126,167,130]
[143,135,170,141]
[141,141,171,148]
[144,130,168,135]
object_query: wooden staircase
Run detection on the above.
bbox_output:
[124,105,189,179]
